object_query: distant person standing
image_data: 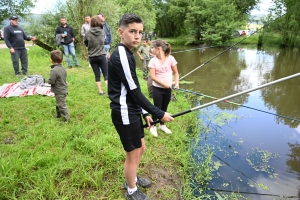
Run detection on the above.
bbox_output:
[84,15,108,96]
[81,14,91,67]
[55,17,81,69]
[137,38,152,81]
[148,31,153,41]
[4,15,36,76]
[81,15,91,37]
[154,33,157,40]
[98,13,112,60]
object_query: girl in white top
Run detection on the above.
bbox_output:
[148,40,179,136]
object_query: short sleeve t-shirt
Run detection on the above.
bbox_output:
[137,45,151,60]
[148,55,177,88]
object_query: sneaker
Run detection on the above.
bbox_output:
[22,72,28,75]
[124,176,152,189]
[16,72,21,77]
[125,189,150,200]
[149,126,158,137]
[61,118,69,123]
[158,125,172,134]
[99,92,106,96]
[75,65,82,68]
[68,66,72,69]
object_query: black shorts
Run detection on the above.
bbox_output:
[113,117,145,152]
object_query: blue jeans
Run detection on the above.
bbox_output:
[104,44,110,58]
[62,42,78,67]
[100,44,111,73]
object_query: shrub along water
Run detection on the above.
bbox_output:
[0,46,206,199]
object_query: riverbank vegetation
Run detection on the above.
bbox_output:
[0,45,218,199]
[2,0,300,54]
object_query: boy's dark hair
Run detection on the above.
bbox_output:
[151,40,171,56]
[119,14,143,28]
[98,13,105,18]
[90,15,103,28]
[51,50,63,63]
[143,38,148,43]
[85,14,90,17]
[60,16,66,20]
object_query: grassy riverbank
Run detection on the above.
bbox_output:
[0,46,199,199]
[159,32,295,48]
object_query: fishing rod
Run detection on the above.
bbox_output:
[170,46,220,55]
[179,2,300,81]
[175,87,300,123]
[209,188,298,198]
[143,72,300,127]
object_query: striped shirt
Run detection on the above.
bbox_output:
[108,44,164,125]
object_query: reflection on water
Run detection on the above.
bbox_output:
[134,45,300,198]
[168,46,300,199]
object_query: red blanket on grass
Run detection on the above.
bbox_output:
[0,82,54,98]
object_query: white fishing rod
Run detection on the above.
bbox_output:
[144,72,300,127]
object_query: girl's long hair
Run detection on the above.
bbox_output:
[151,40,171,56]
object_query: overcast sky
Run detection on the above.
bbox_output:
[251,0,273,15]
[32,0,273,15]
[31,0,64,14]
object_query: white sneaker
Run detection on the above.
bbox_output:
[158,125,172,134]
[149,126,158,137]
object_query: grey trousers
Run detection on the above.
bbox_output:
[147,77,153,98]
[11,48,28,75]
[55,94,70,120]
[142,59,150,79]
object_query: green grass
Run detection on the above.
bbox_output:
[0,46,199,199]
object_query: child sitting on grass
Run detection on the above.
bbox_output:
[46,50,70,123]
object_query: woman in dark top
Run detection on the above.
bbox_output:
[84,15,107,95]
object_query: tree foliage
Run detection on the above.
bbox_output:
[185,0,247,44]
[119,0,156,33]
[155,0,258,43]
[265,0,300,47]
[0,0,36,22]
[153,0,176,37]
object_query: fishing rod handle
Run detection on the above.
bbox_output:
[143,109,192,128]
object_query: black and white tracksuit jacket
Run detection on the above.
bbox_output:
[108,44,164,125]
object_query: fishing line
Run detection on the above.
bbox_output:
[213,154,258,185]
[179,2,300,81]
[143,72,300,127]
[175,87,300,123]
[170,46,220,55]
[208,188,298,198]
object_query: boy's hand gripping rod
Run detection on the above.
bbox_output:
[143,72,300,128]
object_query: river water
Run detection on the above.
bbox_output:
[137,45,300,199]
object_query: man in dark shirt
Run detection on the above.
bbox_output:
[55,17,80,69]
[4,16,36,76]
[98,13,112,59]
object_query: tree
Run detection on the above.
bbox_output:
[119,0,156,33]
[153,0,177,37]
[185,0,247,44]
[266,0,300,47]
[0,0,36,22]
[28,0,122,57]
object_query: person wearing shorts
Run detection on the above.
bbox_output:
[108,14,174,200]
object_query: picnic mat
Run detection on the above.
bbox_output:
[0,75,54,98]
